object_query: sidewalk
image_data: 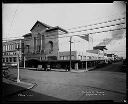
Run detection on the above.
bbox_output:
[71,67,95,73]
[2,78,36,97]
[50,67,95,73]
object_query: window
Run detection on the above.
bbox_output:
[9,57,12,62]
[2,58,5,62]
[8,45,9,50]
[60,56,64,60]
[4,58,6,62]
[6,45,7,51]
[37,45,41,52]
[13,57,17,62]
[78,55,81,60]
[40,57,42,61]
[81,56,82,60]
[34,37,36,50]
[13,44,15,50]
[11,44,12,50]
[6,45,8,51]
[64,56,67,60]
[3,46,5,51]
[4,45,5,51]
[15,43,17,49]
[71,55,75,60]
[6,58,8,62]
[26,45,30,53]
[48,41,53,53]
[9,44,11,50]
[16,43,20,50]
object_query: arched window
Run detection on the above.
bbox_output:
[48,41,53,53]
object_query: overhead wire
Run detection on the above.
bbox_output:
[3,27,126,42]
[45,22,126,38]
[67,17,125,30]
[44,28,126,40]
[3,21,125,41]
[9,5,19,34]
[3,17,125,41]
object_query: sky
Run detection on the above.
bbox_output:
[2,2,126,58]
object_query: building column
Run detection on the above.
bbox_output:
[41,36,42,51]
[75,63,78,70]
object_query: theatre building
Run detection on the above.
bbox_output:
[23,21,105,69]
[23,21,68,61]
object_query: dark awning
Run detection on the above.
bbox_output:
[93,46,107,51]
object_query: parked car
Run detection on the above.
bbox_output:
[46,64,51,71]
[121,59,127,72]
[96,61,107,68]
[108,59,113,64]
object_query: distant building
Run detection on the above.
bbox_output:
[93,45,108,60]
[107,53,115,61]
[2,39,24,66]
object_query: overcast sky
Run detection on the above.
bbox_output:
[2,2,126,58]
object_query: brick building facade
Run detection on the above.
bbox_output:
[2,39,24,66]
[23,21,68,61]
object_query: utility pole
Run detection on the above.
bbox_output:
[24,56,25,69]
[69,36,73,71]
[16,41,22,83]
[85,52,88,72]
[17,50,20,83]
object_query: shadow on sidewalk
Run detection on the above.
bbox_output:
[2,83,65,102]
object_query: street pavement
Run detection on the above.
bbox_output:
[2,62,126,102]
[92,61,126,72]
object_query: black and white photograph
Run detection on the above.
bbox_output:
[2,1,126,103]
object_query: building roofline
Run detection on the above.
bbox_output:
[46,26,68,33]
[30,21,53,31]
[3,38,24,43]
[22,33,32,37]
[93,46,107,50]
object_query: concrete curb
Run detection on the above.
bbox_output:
[3,78,37,96]
[70,67,95,73]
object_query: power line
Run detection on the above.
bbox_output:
[3,27,126,41]
[16,27,126,42]
[3,17,125,41]
[45,27,126,39]
[45,22,125,38]
[67,17,125,30]
[9,5,19,33]
[108,51,126,52]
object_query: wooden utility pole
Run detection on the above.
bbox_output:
[16,47,20,83]
[24,56,25,69]
[69,36,73,71]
